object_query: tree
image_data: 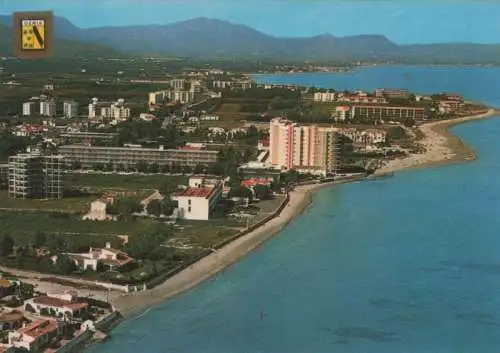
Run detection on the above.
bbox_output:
[136,161,149,173]
[55,254,76,275]
[254,184,272,200]
[147,199,162,217]
[92,163,105,171]
[0,235,14,257]
[34,231,47,248]
[228,186,253,201]
[149,163,160,174]
[280,170,300,185]
[126,228,171,260]
[70,160,81,170]
[158,179,178,197]
[194,164,207,174]
[105,161,114,172]
[107,198,142,221]
[47,234,66,253]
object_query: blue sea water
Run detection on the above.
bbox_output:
[89,66,500,353]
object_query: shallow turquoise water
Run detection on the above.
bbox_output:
[89,66,500,353]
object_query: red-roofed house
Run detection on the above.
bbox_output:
[13,124,44,137]
[24,292,89,321]
[241,178,273,189]
[172,178,223,220]
[8,319,67,352]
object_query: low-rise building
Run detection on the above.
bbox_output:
[333,106,351,121]
[58,243,134,272]
[58,145,218,169]
[363,129,387,144]
[313,92,336,102]
[0,279,15,299]
[8,319,67,352]
[351,105,427,120]
[82,198,116,221]
[0,309,26,331]
[24,292,89,321]
[172,178,223,220]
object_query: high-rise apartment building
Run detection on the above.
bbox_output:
[22,102,36,116]
[40,100,56,117]
[63,101,79,118]
[269,117,341,175]
[88,98,99,119]
[8,154,64,199]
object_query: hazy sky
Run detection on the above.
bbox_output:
[1,0,500,44]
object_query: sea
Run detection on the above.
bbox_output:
[88,66,500,353]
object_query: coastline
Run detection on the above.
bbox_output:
[374,108,499,175]
[110,108,498,321]
[112,180,334,318]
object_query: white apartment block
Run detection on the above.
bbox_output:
[172,177,223,220]
[22,102,36,116]
[313,92,336,102]
[170,78,187,90]
[333,106,351,121]
[63,100,79,118]
[213,80,232,89]
[39,100,56,117]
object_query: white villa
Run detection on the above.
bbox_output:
[171,176,223,221]
[53,243,134,272]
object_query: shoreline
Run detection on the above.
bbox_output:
[110,108,499,321]
[111,179,347,318]
[374,108,498,175]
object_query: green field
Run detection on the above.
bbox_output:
[0,191,95,213]
[66,173,188,191]
[0,211,159,238]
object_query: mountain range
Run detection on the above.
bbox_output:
[1,15,500,64]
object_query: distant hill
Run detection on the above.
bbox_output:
[1,15,500,63]
[0,23,122,58]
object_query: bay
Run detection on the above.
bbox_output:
[89,66,500,353]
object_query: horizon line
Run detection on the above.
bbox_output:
[1,13,500,45]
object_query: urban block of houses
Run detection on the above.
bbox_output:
[13,124,44,137]
[8,319,67,352]
[24,292,89,321]
[0,309,26,331]
[338,128,387,144]
[171,176,223,220]
[82,197,117,221]
[53,243,134,272]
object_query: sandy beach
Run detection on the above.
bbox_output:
[375,108,499,174]
[112,182,322,317]
[109,108,498,319]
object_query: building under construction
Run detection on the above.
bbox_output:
[8,153,64,199]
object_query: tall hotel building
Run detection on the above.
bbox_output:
[8,153,64,199]
[269,117,341,175]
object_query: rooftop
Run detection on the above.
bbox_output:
[0,279,12,288]
[33,296,88,311]
[58,144,217,154]
[175,186,216,199]
[19,319,59,339]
